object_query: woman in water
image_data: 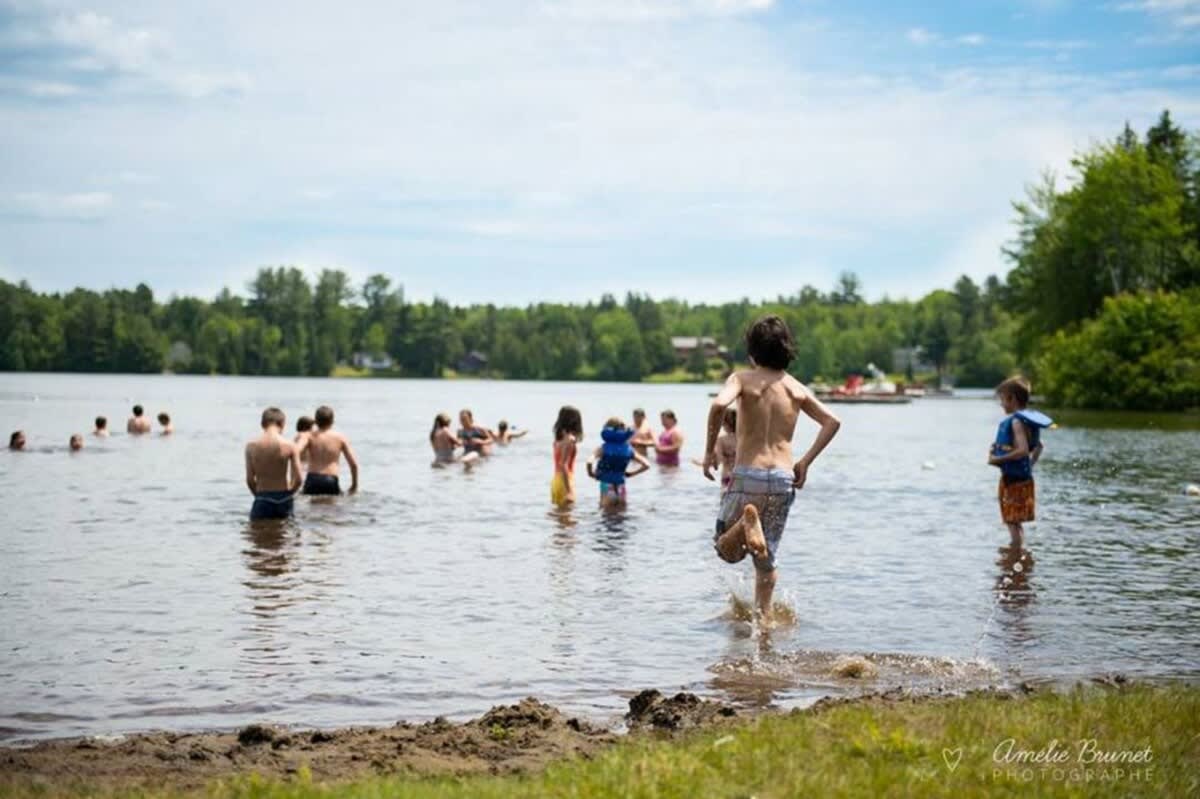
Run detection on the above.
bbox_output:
[551,406,583,507]
[655,409,684,467]
[431,413,479,468]
[458,409,495,457]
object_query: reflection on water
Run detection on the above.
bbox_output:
[0,374,1198,741]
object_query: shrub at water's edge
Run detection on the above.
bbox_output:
[1037,290,1200,411]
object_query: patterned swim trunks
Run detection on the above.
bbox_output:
[999,477,1035,524]
[714,466,795,572]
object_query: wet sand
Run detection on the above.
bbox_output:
[0,685,1017,795]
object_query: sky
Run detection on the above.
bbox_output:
[1,0,1199,306]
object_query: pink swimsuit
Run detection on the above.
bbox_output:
[656,429,679,467]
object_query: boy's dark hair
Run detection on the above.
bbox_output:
[261,407,286,429]
[296,416,315,433]
[497,420,509,433]
[996,377,1031,407]
[315,405,334,429]
[95,416,107,429]
[9,430,23,447]
[553,406,583,441]
[633,408,645,418]
[745,315,796,370]
[157,413,170,424]
[132,405,144,416]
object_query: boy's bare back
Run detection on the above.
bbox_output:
[728,369,810,471]
[245,433,298,493]
[307,430,350,475]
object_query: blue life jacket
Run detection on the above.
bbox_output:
[993,409,1053,482]
[596,426,635,484]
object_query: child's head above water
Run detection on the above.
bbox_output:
[430,413,452,442]
[157,412,170,426]
[746,314,796,370]
[722,407,737,433]
[497,420,509,434]
[554,406,583,441]
[95,416,107,431]
[296,416,314,433]
[996,377,1031,413]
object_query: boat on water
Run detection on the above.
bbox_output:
[815,364,913,405]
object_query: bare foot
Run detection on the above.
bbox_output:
[742,504,768,559]
[715,526,748,563]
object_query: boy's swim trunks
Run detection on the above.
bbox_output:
[999,477,1035,524]
[303,473,341,495]
[714,466,795,572]
[250,490,294,520]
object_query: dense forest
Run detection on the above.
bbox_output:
[2,111,1197,410]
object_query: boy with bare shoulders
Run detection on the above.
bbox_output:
[127,405,151,435]
[245,407,303,520]
[303,405,359,495]
[703,315,841,620]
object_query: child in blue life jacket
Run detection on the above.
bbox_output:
[586,417,652,510]
[988,377,1053,547]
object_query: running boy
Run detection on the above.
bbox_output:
[989,377,1051,548]
[704,315,841,620]
[304,405,359,495]
[245,407,303,520]
[586,417,651,509]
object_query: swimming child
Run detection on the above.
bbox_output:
[294,416,314,463]
[551,406,583,507]
[459,409,495,456]
[630,408,655,458]
[586,417,651,509]
[69,434,83,452]
[9,431,25,451]
[245,407,303,520]
[157,412,174,435]
[431,413,480,467]
[989,377,1052,548]
[127,405,151,435]
[704,315,841,621]
[494,420,528,444]
[303,405,359,495]
[655,410,683,467]
[93,416,109,437]
[716,408,737,489]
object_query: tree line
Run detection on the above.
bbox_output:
[1,110,1196,409]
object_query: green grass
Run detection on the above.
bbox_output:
[7,685,1197,798]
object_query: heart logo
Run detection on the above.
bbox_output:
[943,747,964,772]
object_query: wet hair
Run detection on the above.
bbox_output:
[95,416,107,430]
[296,416,314,433]
[996,377,1031,407]
[430,413,451,443]
[132,404,144,417]
[9,430,24,449]
[745,315,797,370]
[633,408,645,418]
[553,406,583,441]
[315,405,334,429]
[722,408,737,432]
[261,407,286,429]
[69,434,83,450]
[157,412,170,425]
[661,409,677,422]
[497,420,509,434]
[605,416,625,430]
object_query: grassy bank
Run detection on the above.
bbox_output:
[7,685,1196,798]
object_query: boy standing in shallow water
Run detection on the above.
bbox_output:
[304,405,359,495]
[989,377,1050,548]
[245,407,303,520]
[704,315,841,621]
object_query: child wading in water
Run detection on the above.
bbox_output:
[551,406,583,507]
[430,413,481,468]
[989,377,1052,548]
[704,315,841,621]
[586,417,651,510]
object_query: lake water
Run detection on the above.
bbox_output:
[1,374,1198,742]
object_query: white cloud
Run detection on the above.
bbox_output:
[542,0,773,21]
[5,192,114,221]
[906,27,938,45]
[957,33,986,46]
[1115,0,1200,28]
[1161,63,1200,78]
[49,11,169,73]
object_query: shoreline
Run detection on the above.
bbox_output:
[4,679,1193,796]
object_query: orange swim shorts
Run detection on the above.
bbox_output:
[999,477,1035,524]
